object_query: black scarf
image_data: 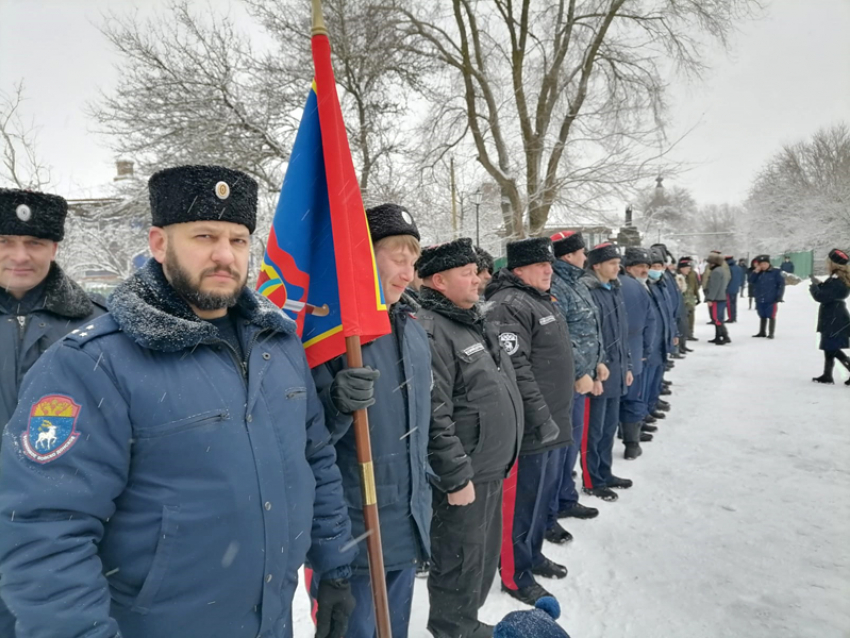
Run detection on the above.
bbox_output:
[419,286,485,333]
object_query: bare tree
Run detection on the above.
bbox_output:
[0,81,52,190]
[396,0,759,237]
[745,123,850,254]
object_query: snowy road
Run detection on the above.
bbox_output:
[294,283,849,638]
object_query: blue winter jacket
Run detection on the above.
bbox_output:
[550,260,604,380]
[0,260,354,638]
[647,280,672,366]
[656,272,680,343]
[581,273,631,398]
[313,298,432,575]
[752,267,786,304]
[726,259,745,295]
[618,274,657,378]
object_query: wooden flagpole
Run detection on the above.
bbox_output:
[312,2,393,637]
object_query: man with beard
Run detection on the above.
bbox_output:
[311,203,432,638]
[416,238,523,638]
[0,166,356,638]
[580,243,633,502]
[0,188,106,635]
[486,237,575,607]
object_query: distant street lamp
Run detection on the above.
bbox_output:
[471,188,483,247]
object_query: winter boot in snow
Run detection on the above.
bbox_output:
[657,399,671,411]
[641,422,658,433]
[544,522,574,545]
[650,410,666,420]
[532,556,568,579]
[607,475,633,489]
[622,422,642,460]
[720,325,732,344]
[582,486,618,502]
[753,318,767,338]
[640,432,654,442]
[768,318,777,339]
[558,503,599,519]
[501,582,554,607]
[708,325,721,344]
[644,414,658,424]
[813,353,835,384]
[660,386,672,396]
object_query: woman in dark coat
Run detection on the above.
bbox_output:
[811,249,850,385]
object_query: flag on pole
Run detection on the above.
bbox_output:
[257,36,389,368]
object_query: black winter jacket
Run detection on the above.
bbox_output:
[810,276,850,338]
[485,270,575,455]
[417,287,523,492]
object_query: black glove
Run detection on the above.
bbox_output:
[330,367,380,414]
[315,578,355,638]
[537,418,560,444]
[695,298,702,305]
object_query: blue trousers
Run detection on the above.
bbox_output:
[546,393,587,527]
[310,568,415,638]
[0,595,14,638]
[500,450,559,590]
[726,294,738,322]
[642,363,664,415]
[756,301,778,320]
[619,371,647,423]
[580,396,621,489]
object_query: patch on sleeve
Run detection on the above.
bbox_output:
[499,332,519,356]
[539,315,557,325]
[22,394,83,464]
[462,342,485,356]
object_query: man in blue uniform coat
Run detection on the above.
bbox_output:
[0,166,356,638]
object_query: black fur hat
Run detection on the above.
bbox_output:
[623,247,651,268]
[828,249,848,266]
[650,247,667,266]
[755,254,771,264]
[550,230,585,258]
[0,188,68,241]
[507,237,555,270]
[416,238,478,278]
[587,242,621,267]
[149,165,258,233]
[475,246,495,274]
[678,256,694,269]
[366,203,420,243]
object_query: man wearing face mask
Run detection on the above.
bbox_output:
[311,203,432,638]
[486,237,575,607]
[618,248,658,460]
[416,238,523,638]
[643,250,674,427]
[580,243,633,502]
[0,166,357,638]
[0,188,106,636]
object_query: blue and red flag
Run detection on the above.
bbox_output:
[257,33,389,368]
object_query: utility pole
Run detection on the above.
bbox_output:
[450,157,458,239]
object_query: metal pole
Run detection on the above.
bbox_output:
[475,201,480,246]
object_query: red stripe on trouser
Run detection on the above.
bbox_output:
[580,396,593,489]
[711,304,719,326]
[304,568,318,625]
[727,295,732,320]
[772,304,778,319]
[500,460,520,590]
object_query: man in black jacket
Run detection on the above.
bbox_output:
[486,237,575,607]
[417,238,523,638]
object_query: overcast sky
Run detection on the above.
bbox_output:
[1,0,848,205]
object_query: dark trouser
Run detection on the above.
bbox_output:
[756,302,778,320]
[429,480,502,638]
[310,567,415,638]
[547,392,587,526]
[581,396,621,489]
[642,363,664,415]
[0,595,14,638]
[687,304,696,338]
[501,451,559,590]
[710,301,727,326]
[619,371,647,423]
[727,294,738,322]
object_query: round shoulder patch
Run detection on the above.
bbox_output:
[16,204,31,222]
[499,332,519,355]
[215,181,230,200]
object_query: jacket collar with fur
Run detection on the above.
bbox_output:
[108,259,295,353]
[0,262,96,319]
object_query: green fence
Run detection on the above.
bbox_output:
[770,250,814,278]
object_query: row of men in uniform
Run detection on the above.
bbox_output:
[0,165,691,638]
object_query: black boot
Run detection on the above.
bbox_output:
[607,475,633,489]
[532,556,568,579]
[640,432,653,442]
[657,399,670,411]
[544,522,574,545]
[721,325,732,344]
[768,318,776,339]
[813,352,835,384]
[622,422,642,460]
[650,410,666,419]
[753,318,767,337]
[644,414,658,424]
[558,503,599,519]
[582,486,618,501]
[501,582,553,607]
[708,324,721,344]
[641,422,658,433]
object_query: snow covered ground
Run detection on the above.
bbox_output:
[293,283,850,638]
